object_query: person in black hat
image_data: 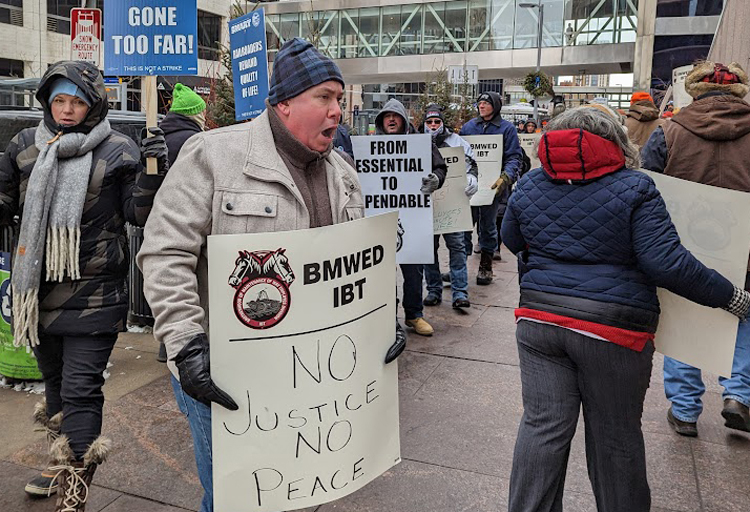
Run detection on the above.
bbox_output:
[460,92,524,284]
[138,38,406,512]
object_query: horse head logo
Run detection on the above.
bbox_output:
[228,249,295,288]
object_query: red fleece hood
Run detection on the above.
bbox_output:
[538,129,626,182]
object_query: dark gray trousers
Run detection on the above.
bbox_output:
[33,332,118,459]
[509,321,654,512]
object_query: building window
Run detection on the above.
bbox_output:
[657,0,724,17]
[0,0,23,27]
[0,57,24,77]
[198,10,221,61]
[47,0,103,34]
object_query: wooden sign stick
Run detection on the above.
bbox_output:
[145,75,158,175]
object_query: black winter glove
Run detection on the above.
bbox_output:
[172,333,239,411]
[140,127,170,175]
[385,319,407,364]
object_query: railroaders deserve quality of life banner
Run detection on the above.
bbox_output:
[207,213,401,512]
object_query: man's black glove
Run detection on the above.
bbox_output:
[385,319,407,364]
[172,333,239,411]
[140,127,170,175]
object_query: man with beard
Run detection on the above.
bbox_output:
[375,99,447,336]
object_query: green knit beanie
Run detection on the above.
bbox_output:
[170,83,206,115]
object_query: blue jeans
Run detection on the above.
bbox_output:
[171,376,214,512]
[399,263,424,320]
[424,233,468,302]
[464,193,503,255]
[664,320,750,422]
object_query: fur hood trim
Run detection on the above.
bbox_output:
[686,61,749,99]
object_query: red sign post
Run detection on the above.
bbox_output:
[71,8,102,66]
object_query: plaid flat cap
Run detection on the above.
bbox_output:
[268,38,345,105]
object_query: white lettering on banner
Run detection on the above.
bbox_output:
[127,7,177,26]
[110,34,194,56]
[232,41,265,59]
[351,134,435,264]
[208,213,400,512]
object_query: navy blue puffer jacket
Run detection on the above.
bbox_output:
[501,128,733,337]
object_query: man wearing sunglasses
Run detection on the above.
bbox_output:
[421,104,478,310]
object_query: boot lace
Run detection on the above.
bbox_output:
[48,464,89,511]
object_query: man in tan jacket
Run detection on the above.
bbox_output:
[137,38,405,512]
[624,91,664,148]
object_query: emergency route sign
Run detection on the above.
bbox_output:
[71,8,102,66]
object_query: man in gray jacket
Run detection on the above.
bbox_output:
[138,38,405,512]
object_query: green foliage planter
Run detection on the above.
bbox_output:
[523,71,553,98]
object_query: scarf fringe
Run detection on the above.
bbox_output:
[45,226,81,282]
[12,289,40,347]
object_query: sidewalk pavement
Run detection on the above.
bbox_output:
[2,246,750,512]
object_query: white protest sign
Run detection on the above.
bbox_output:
[672,64,694,110]
[643,171,750,377]
[352,134,434,264]
[518,133,541,171]
[208,213,401,512]
[433,146,473,235]
[464,135,504,206]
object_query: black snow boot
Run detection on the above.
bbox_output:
[477,251,494,285]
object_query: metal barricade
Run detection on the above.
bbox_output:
[127,224,154,327]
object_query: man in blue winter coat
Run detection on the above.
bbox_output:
[460,91,523,284]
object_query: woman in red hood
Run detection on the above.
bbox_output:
[500,107,749,512]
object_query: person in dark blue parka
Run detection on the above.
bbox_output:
[501,106,750,512]
[460,91,523,284]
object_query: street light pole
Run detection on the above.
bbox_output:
[520,1,544,123]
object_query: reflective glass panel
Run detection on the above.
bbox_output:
[400,4,424,55]
[359,7,380,57]
[444,0,468,52]
[339,9,358,58]
[424,2,447,54]
[381,6,401,56]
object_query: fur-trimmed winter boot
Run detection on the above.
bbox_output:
[49,434,110,512]
[25,401,64,497]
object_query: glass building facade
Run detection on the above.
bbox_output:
[265,0,640,59]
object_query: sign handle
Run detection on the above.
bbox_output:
[145,75,158,175]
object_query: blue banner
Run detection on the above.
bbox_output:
[229,9,270,120]
[104,1,198,76]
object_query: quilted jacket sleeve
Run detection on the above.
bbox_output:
[120,136,166,227]
[640,127,668,173]
[0,131,22,226]
[631,176,734,308]
[500,187,526,255]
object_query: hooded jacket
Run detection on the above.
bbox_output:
[0,61,164,336]
[459,91,524,199]
[160,111,202,167]
[624,100,664,148]
[501,128,734,351]
[419,122,478,177]
[374,99,447,186]
[642,94,750,189]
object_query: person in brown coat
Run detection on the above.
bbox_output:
[641,61,750,437]
[624,91,664,148]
